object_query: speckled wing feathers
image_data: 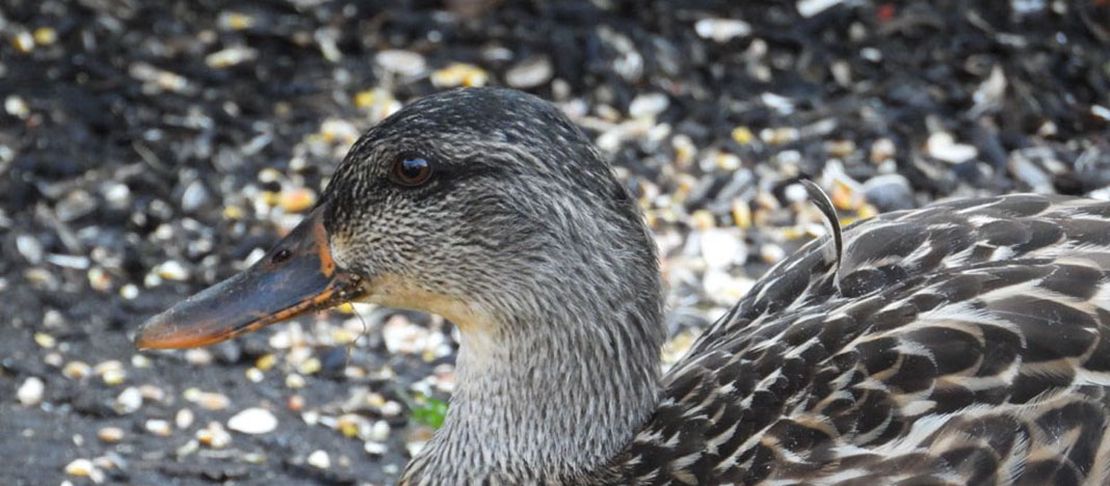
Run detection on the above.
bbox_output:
[605,194,1110,485]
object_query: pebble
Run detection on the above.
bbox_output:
[353,88,402,121]
[145,419,173,437]
[16,235,43,264]
[256,353,277,371]
[280,188,316,213]
[87,267,112,292]
[114,387,143,414]
[155,260,190,281]
[5,95,29,118]
[64,458,104,483]
[1010,152,1053,193]
[926,131,978,164]
[364,441,387,456]
[431,63,489,88]
[694,18,751,43]
[380,400,403,417]
[139,384,166,402]
[760,244,786,265]
[43,352,63,367]
[505,56,553,89]
[97,427,124,444]
[184,389,230,410]
[825,139,856,158]
[227,407,278,434]
[287,394,305,412]
[218,11,255,30]
[406,440,427,458]
[870,138,897,163]
[1092,105,1110,122]
[17,377,44,406]
[11,31,35,54]
[197,422,232,448]
[307,450,331,469]
[185,348,212,365]
[369,420,391,442]
[628,93,669,119]
[56,190,96,222]
[699,228,747,270]
[285,373,306,389]
[92,455,121,471]
[337,414,368,438]
[797,0,843,17]
[181,180,212,213]
[205,46,258,69]
[714,152,742,171]
[42,310,64,329]
[376,49,426,76]
[176,408,195,429]
[297,357,322,375]
[101,368,126,386]
[862,173,915,211]
[129,61,190,93]
[381,316,451,357]
[319,118,359,146]
[131,354,151,369]
[245,367,264,383]
[119,284,139,300]
[34,332,56,348]
[761,127,799,146]
[47,254,90,270]
[731,126,755,145]
[62,361,92,380]
[672,135,697,168]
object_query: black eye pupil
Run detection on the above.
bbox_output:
[401,158,427,178]
[272,248,292,264]
[393,157,432,186]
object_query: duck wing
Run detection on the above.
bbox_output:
[611,194,1110,485]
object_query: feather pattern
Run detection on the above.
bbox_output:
[599,194,1110,485]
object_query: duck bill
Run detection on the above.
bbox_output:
[134,203,362,350]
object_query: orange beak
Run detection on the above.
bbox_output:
[134,203,362,350]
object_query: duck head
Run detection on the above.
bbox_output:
[135,87,661,351]
[136,87,666,481]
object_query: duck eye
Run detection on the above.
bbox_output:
[271,248,292,264]
[390,157,433,187]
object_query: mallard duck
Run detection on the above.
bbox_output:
[137,88,1110,485]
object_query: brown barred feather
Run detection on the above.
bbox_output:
[601,194,1110,485]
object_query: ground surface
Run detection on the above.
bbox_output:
[0,0,1107,484]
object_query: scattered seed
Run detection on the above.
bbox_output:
[431,63,489,88]
[694,18,751,43]
[97,427,124,444]
[307,450,330,469]
[145,419,173,437]
[176,408,195,429]
[114,387,143,414]
[227,407,278,435]
[375,50,426,76]
[62,361,92,380]
[64,458,104,482]
[197,422,232,448]
[286,373,306,389]
[17,377,44,406]
[280,188,316,213]
[505,56,553,89]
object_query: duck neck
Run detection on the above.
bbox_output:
[402,257,665,483]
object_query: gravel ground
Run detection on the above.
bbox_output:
[1,1,1107,484]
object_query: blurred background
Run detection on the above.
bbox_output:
[0,0,1107,484]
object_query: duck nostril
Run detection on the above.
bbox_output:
[271,248,292,264]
